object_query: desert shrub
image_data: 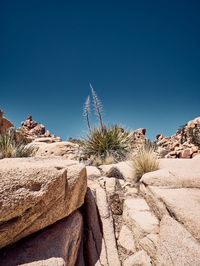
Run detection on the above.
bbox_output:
[0,133,34,159]
[68,137,84,146]
[82,85,131,164]
[131,144,159,182]
[83,124,130,163]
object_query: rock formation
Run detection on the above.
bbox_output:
[20,115,62,143]
[0,157,87,248]
[1,113,200,265]
[155,116,200,158]
[0,110,13,135]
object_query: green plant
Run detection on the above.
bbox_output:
[83,124,130,163]
[131,144,159,182]
[0,133,34,159]
[68,137,84,146]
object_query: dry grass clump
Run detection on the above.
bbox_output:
[104,154,115,165]
[0,133,34,159]
[92,156,103,166]
[132,144,159,182]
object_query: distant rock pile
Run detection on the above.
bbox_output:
[20,115,62,143]
[155,116,200,158]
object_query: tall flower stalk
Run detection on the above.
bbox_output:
[83,96,91,133]
[90,83,104,133]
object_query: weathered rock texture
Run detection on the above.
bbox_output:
[1,148,200,265]
[155,116,200,158]
[82,157,200,265]
[0,110,13,135]
[32,141,80,160]
[156,215,200,266]
[0,211,83,266]
[0,157,87,248]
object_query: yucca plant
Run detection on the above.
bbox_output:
[131,143,159,182]
[83,124,130,163]
[83,95,91,133]
[90,83,104,132]
[0,133,34,159]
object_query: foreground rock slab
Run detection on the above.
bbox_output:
[141,185,200,242]
[0,211,83,266]
[141,158,200,188]
[0,157,87,248]
[123,198,159,244]
[156,215,200,266]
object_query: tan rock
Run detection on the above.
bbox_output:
[96,186,121,266]
[118,225,136,252]
[0,211,83,266]
[33,141,80,160]
[0,110,14,135]
[123,199,159,244]
[0,157,87,248]
[123,250,152,266]
[139,233,158,259]
[33,137,54,143]
[193,153,200,160]
[105,177,116,194]
[29,124,45,135]
[179,148,192,158]
[86,166,101,179]
[156,215,200,266]
[100,161,134,181]
[141,159,200,188]
[147,187,200,242]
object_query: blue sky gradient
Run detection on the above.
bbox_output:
[1,0,200,140]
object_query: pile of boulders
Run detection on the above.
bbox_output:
[129,128,147,147]
[155,116,200,158]
[20,115,62,143]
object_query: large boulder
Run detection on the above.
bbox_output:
[32,141,80,160]
[0,157,87,248]
[141,158,200,188]
[0,110,13,135]
[156,215,200,265]
[0,211,83,266]
[99,161,134,182]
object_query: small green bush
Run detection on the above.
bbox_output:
[83,124,130,163]
[0,133,34,159]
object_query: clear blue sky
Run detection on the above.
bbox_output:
[1,0,200,140]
